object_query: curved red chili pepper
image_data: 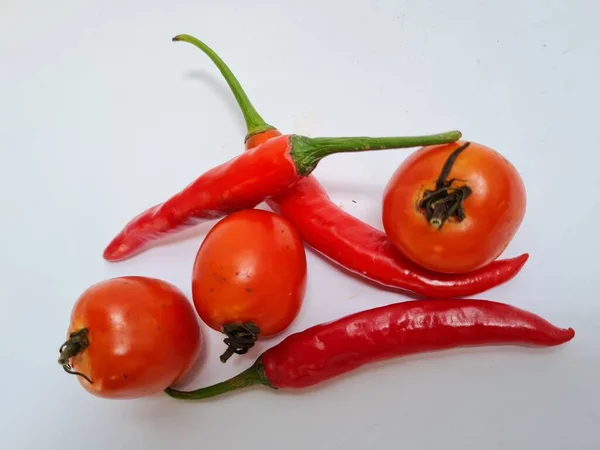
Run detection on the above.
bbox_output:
[164,298,574,399]
[104,128,460,262]
[269,179,529,298]
[103,34,461,262]
[171,34,529,298]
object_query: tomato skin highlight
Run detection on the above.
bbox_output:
[192,209,307,337]
[382,141,526,274]
[66,277,201,399]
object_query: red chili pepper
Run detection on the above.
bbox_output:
[171,34,529,298]
[104,128,459,262]
[102,41,461,262]
[164,298,574,399]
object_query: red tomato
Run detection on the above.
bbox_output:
[192,209,307,362]
[382,141,526,274]
[59,276,201,399]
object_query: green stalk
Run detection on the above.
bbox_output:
[171,34,463,175]
[172,34,275,141]
[164,360,273,400]
[291,130,462,175]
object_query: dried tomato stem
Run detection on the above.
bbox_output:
[172,34,275,141]
[58,328,92,384]
[220,322,261,363]
[164,360,272,400]
[419,142,472,230]
[430,202,447,228]
[291,131,463,176]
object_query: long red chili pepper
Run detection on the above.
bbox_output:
[104,127,460,262]
[171,34,529,298]
[164,298,574,399]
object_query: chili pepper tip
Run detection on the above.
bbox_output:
[517,252,529,265]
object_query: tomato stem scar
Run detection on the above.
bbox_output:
[220,322,261,363]
[58,328,93,384]
[419,142,472,230]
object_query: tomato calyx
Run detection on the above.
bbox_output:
[418,142,473,230]
[58,328,93,384]
[220,322,261,363]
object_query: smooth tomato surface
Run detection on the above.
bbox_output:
[382,141,526,273]
[192,209,307,336]
[65,277,201,399]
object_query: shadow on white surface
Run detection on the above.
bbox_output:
[183,69,247,134]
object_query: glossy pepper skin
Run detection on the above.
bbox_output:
[164,299,574,399]
[103,135,297,261]
[267,176,529,298]
[172,34,529,298]
[104,130,460,262]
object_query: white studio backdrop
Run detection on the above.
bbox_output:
[1,1,598,449]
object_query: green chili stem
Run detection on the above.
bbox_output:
[291,131,462,176]
[172,34,275,141]
[164,360,272,400]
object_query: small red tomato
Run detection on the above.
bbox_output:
[59,276,201,399]
[192,209,307,363]
[382,141,526,274]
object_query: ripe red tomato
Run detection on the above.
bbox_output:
[59,276,201,399]
[382,141,526,274]
[192,209,307,362]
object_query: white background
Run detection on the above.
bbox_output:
[1,1,599,449]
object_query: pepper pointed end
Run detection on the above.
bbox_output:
[491,252,530,285]
[551,327,576,346]
[102,240,125,262]
[515,252,530,269]
[103,233,136,262]
[564,328,576,342]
